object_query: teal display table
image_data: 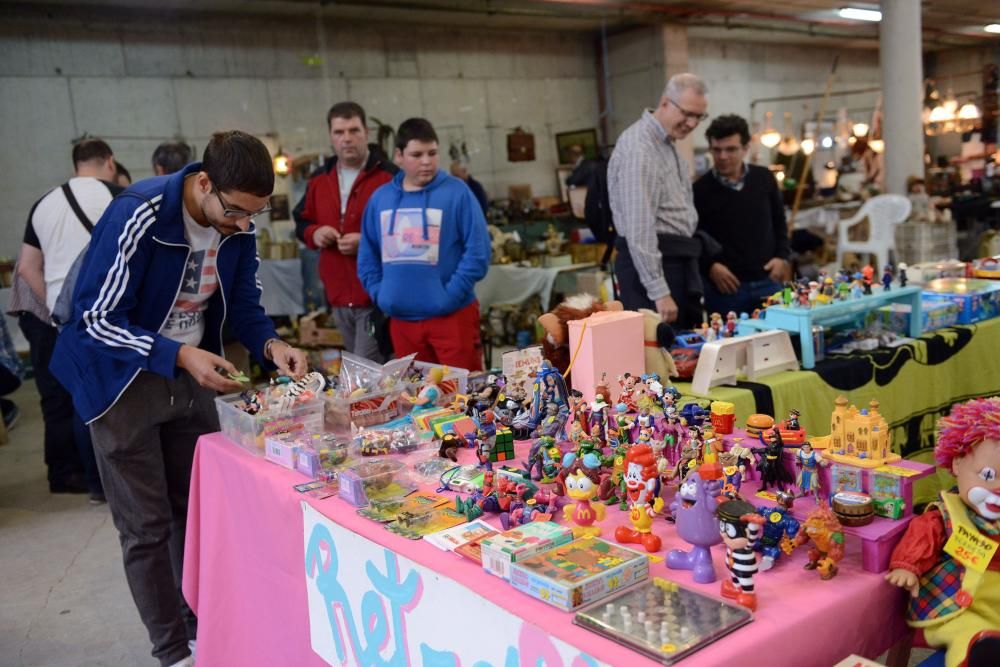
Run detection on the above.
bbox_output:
[736,286,922,368]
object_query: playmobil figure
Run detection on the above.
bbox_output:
[755,505,800,571]
[850,273,865,299]
[795,441,828,500]
[898,262,908,288]
[717,499,765,611]
[753,430,794,491]
[781,502,845,580]
[884,397,1000,667]
[402,366,448,410]
[785,409,801,432]
[667,470,723,583]
[562,469,606,538]
[882,265,893,291]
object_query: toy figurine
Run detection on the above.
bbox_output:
[402,366,448,410]
[568,388,588,434]
[667,470,723,583]
[617,495,665,553]
[753,430,794,491]
[437,432,462,462]
[562,469,606,538]
[719,445,753,497]
[850,273,865,299]
[474,410,498,471]
[717,499,765,611]
[836,275,851,301]
[781,502,845,580]
[525,435,555,481]
[618,373,638,411]
[898,262,908,288]
[724,311,738,337]
[884,397,1000,667]
[622,444,661,508]
[589,393,610,445]
[754,504,800,571]
[807,280,820,306]
[821,277,836,300]
[795,441,828,500]
[882,265,893,291]
[861,264,874,295]
[785,409,801,431]
[614,403,634,445]
[796,283,810,308]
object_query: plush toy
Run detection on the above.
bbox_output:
[885,397,1000,667]
[638,308,678,380]
[537,294,623,375]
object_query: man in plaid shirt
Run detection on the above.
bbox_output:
[608,73,711,328]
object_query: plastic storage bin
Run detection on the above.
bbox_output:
[323,387,410,434]
[894,221,958,265]
[407,361,469,407]
[215,392,325,454]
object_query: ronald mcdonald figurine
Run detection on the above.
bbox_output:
[885,397,1000,667]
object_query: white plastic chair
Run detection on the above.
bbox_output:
[835,194,912,271]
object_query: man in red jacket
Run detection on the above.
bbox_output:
[294,102,396,361]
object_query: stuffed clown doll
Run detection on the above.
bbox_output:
[885,397,1000,667]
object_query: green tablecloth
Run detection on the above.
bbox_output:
[674,317,1000,505]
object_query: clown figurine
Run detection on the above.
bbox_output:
[885,397,1000,667]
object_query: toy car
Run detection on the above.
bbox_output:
[670,347,699,380]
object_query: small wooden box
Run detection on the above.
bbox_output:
[298,311,344,348]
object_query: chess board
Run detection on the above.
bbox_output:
[573,577,752,664]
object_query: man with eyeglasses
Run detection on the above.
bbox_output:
[608,72,716,328]
[51,131,308,667]
[694,114,790,316]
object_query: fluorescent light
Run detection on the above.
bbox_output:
[985,24,1000,34]
[839,7,882,22]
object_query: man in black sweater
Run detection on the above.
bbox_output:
[694,114,791,316]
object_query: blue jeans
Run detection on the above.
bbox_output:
[703,278,782,317]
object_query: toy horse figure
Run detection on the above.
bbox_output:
[667,470,722,583]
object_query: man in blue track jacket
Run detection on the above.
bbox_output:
[51,131,307,667]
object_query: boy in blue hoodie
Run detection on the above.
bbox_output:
[358,118,491,371]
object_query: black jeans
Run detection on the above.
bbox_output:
[614,238,702,330]
[18,313,101,492]
[89,370,217,666]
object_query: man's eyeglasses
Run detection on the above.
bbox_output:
[668,98,709,123]
[213,187,271,221]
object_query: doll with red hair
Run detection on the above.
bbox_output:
[885,397,1000,667]
[615,444,664,552]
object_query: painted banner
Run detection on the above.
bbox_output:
[302,502,606,667]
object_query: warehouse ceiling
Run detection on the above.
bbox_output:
[8,0,1000,49]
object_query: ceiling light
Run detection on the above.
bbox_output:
[838,7,882,22]
[273,152,291,176]
[985,24,1000,34]
[869,139,885,154]
[929,104,953,123]
[759,111,781,149]
[820,136,834,149]
[801,138,815,155]
[852,122,869,137]
[957,101,980,120]
[943,90,959,114]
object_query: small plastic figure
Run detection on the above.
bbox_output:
[795,441,829,500]
[562,469,606,538]
[781,503,845,580]
[754,504,800,571]
[724,311,738,337]
[785,409,801,431]
[617,373,638,411]
[885,397,1000,667]
[898,262,908,288]
[861,265,874,295]
[614,403,634,445]
[882,265,893,291]
[402,366,448,410]
[667,470,723,583]
[437,432,462,462]
[717,499,765,611]
[850,272,865,299]
[753,430,794,491]
[796,283,811,308]
[616,495,665,553]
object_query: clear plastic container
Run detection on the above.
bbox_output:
[406,361,470,407]
[215,392,325,454]
[338,458,413,507]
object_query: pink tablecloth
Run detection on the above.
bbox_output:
[183,433,909,667]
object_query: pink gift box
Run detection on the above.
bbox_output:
[567,310,644,404]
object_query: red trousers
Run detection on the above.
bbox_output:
[389,300,484,371]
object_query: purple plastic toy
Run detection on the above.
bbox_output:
[667,470,722,583]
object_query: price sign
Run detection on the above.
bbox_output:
[944,523,998,574]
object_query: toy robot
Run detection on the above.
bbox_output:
[754,504,800,570]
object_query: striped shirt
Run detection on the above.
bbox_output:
[608,110,698,300]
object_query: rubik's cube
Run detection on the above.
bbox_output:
[490,427,515,463]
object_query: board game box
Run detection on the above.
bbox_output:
[573,577,752,664]
[480,522,574,580]
[510,537,649,611]
[424,518,498,552]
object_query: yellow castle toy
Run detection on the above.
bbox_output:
[809,396,900,468]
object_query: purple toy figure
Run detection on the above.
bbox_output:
[667,470,723,583]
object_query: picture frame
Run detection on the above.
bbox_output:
[555,129,599,165]
[269,194,290,221]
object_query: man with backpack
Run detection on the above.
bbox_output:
[15,137,120,502]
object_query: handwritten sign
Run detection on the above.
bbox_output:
[944,523,998,574]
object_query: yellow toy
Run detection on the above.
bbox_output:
[562,469,606,538]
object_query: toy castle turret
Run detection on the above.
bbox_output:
[809,396,899,468]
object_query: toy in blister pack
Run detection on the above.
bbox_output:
[830,463,864,495]
[386,506,469,539]
[870,471,905,519]
[530,361,568,428]
[358,492,449,523]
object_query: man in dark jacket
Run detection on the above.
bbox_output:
[294,102,396,361]
[694,114,791,316]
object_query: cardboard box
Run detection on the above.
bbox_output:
[922,278,1000,324]
[568,243,607,265]
[480,522,575,580]
[298,311,344,348]
[510,537,649,611]
[870,300,961,333]
[567,310,644,403]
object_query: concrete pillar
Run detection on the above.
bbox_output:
[879,0,925,194]
[660,24,694,170]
